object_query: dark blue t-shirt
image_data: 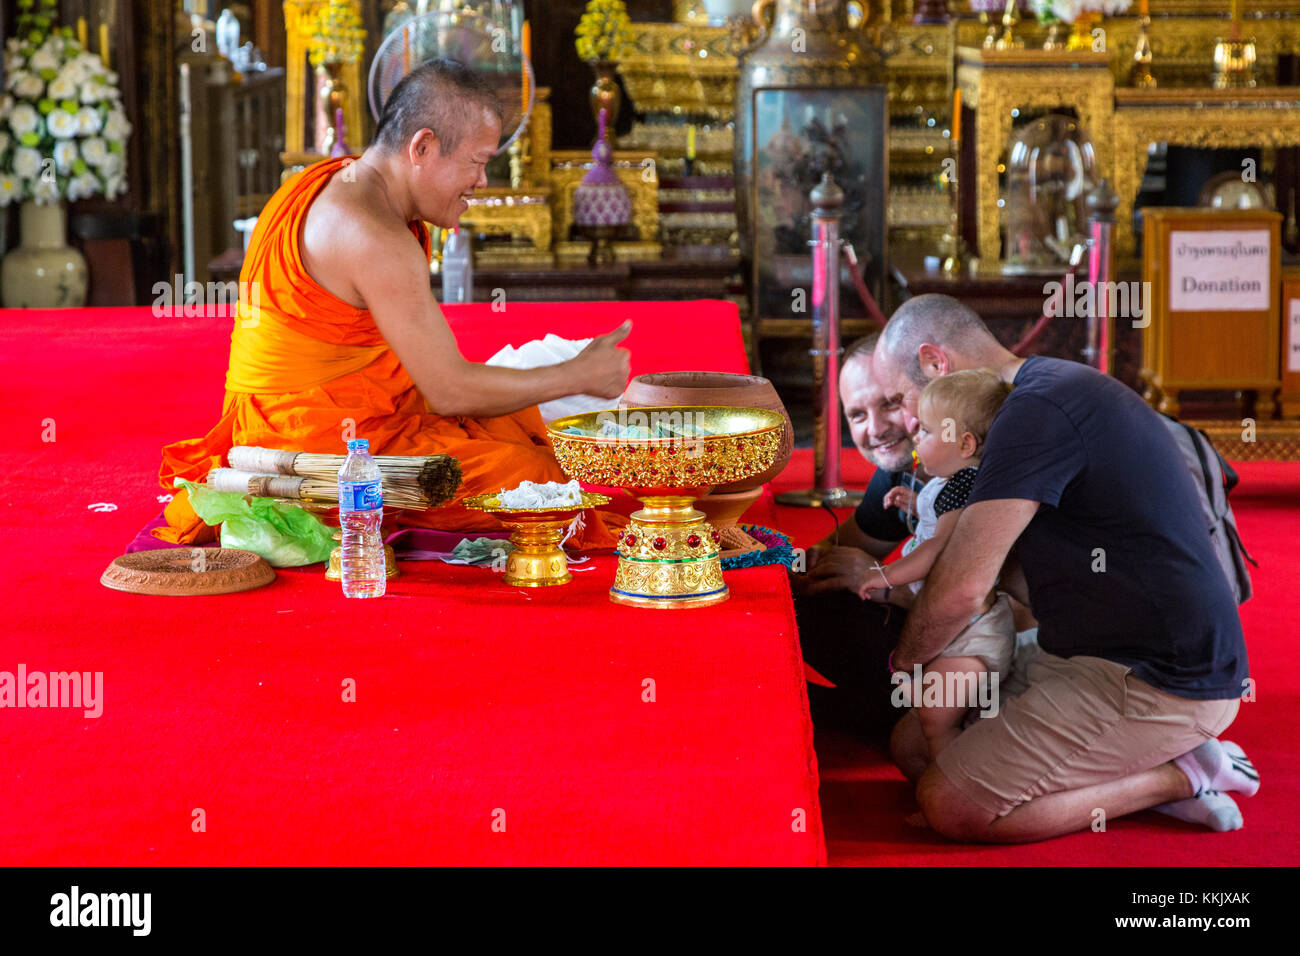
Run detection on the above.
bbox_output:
[967,356,1247,700]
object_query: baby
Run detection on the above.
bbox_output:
[858,369,1016,758]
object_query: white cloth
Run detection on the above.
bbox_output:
[484,334,611,423]
[497,479,583,509]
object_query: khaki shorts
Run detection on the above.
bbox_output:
[935,651,1240,818]
[942,592,1015,676]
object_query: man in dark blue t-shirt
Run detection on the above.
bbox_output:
[872,293,1257,843]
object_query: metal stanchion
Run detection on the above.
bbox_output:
[1082,178,1119,373]
[179,62,196,298]
[776,173,864,509]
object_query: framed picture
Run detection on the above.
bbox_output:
[749,85,888,327]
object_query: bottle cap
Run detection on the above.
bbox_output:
[347,439,369,453]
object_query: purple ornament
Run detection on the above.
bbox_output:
[330,107,351,158]
[573,108,632,228]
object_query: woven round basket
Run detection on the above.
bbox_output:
[101,548,276,596]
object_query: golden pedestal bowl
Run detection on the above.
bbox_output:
[546,406,786,609]
[462,491,611,587]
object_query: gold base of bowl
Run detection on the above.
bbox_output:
[610,496,729,609]
[500,516,575,587]
[326,543,400,581]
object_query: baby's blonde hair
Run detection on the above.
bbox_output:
[918,369,1012,450]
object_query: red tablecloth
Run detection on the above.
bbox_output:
[0,303,825,866]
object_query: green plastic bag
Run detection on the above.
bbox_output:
[174,478,338,567]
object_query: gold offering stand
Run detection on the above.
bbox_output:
[462,491,611,587]
[547,407,784,609]
[284,501,400,581]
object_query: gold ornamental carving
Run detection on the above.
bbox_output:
[283,0,365,159]
[550,150,661,245]
[957,47,1115,264]
[549,429,783,489]
[612,519,728,608]
[1112,88,1300,257]
[460,188,553,251]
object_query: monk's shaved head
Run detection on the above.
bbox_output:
[373,57,503,157]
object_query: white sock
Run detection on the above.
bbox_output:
[1151,790,1243,832]
[1221,740,1260,796]
[1173,738,1261,798]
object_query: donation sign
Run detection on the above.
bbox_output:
[1168,230,1271,312]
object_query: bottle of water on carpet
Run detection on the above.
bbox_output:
[338,438,385,598]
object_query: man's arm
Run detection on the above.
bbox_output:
[811,514,900,561]
[892,498,1039,670]
[351,225,629,417]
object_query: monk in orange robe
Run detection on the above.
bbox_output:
[156,59,630,548]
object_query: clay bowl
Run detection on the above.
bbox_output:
[620,372,794,492]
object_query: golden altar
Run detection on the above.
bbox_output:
[1113,87,1300,256]
[957,45,1116,265]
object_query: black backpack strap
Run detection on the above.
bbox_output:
[1197,427,1240,494]
[1224,519,1260,569]
[1184,423,1219,512]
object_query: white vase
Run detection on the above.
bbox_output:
[1,200,88,308]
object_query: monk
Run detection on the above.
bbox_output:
[156,58,631,548]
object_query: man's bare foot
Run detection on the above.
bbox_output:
[904,810,930,828]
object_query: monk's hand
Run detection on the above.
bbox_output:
[573,321,633,398]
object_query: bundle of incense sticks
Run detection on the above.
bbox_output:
[222,446,462,509]
[206,467,435,510]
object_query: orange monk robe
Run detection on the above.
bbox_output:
[155,156,624,549]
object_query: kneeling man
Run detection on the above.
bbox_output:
[875,294,1258,842]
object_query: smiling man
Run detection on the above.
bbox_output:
[156,59,631,548]
[792,333,928,742]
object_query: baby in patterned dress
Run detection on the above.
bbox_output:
[858,369,1016,757]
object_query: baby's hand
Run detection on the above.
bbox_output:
[859,583,890,602]
[883,486,917,516]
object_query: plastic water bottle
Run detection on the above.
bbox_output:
[338,439,385,598]
[441,227,473,303]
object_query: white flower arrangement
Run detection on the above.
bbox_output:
[0,0,131,207]
[1030,0,1131,23]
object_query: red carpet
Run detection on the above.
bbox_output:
[772,450,1300,865]
[6,302,1294,866]
[0,304,823,866]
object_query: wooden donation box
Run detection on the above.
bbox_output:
[1140,208,1281,417]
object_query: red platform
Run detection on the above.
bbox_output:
[0,302,825,866]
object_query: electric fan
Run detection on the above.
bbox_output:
[368,8,535,155]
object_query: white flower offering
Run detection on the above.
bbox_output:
[496,479,584,509]
[0,18,132,208]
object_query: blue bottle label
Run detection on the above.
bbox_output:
[339,479,383,512]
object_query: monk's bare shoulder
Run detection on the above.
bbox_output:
[300,171,421,308]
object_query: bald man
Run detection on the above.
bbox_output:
[158,59,630,547]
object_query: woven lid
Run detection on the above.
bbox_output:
[101,548,276,596]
